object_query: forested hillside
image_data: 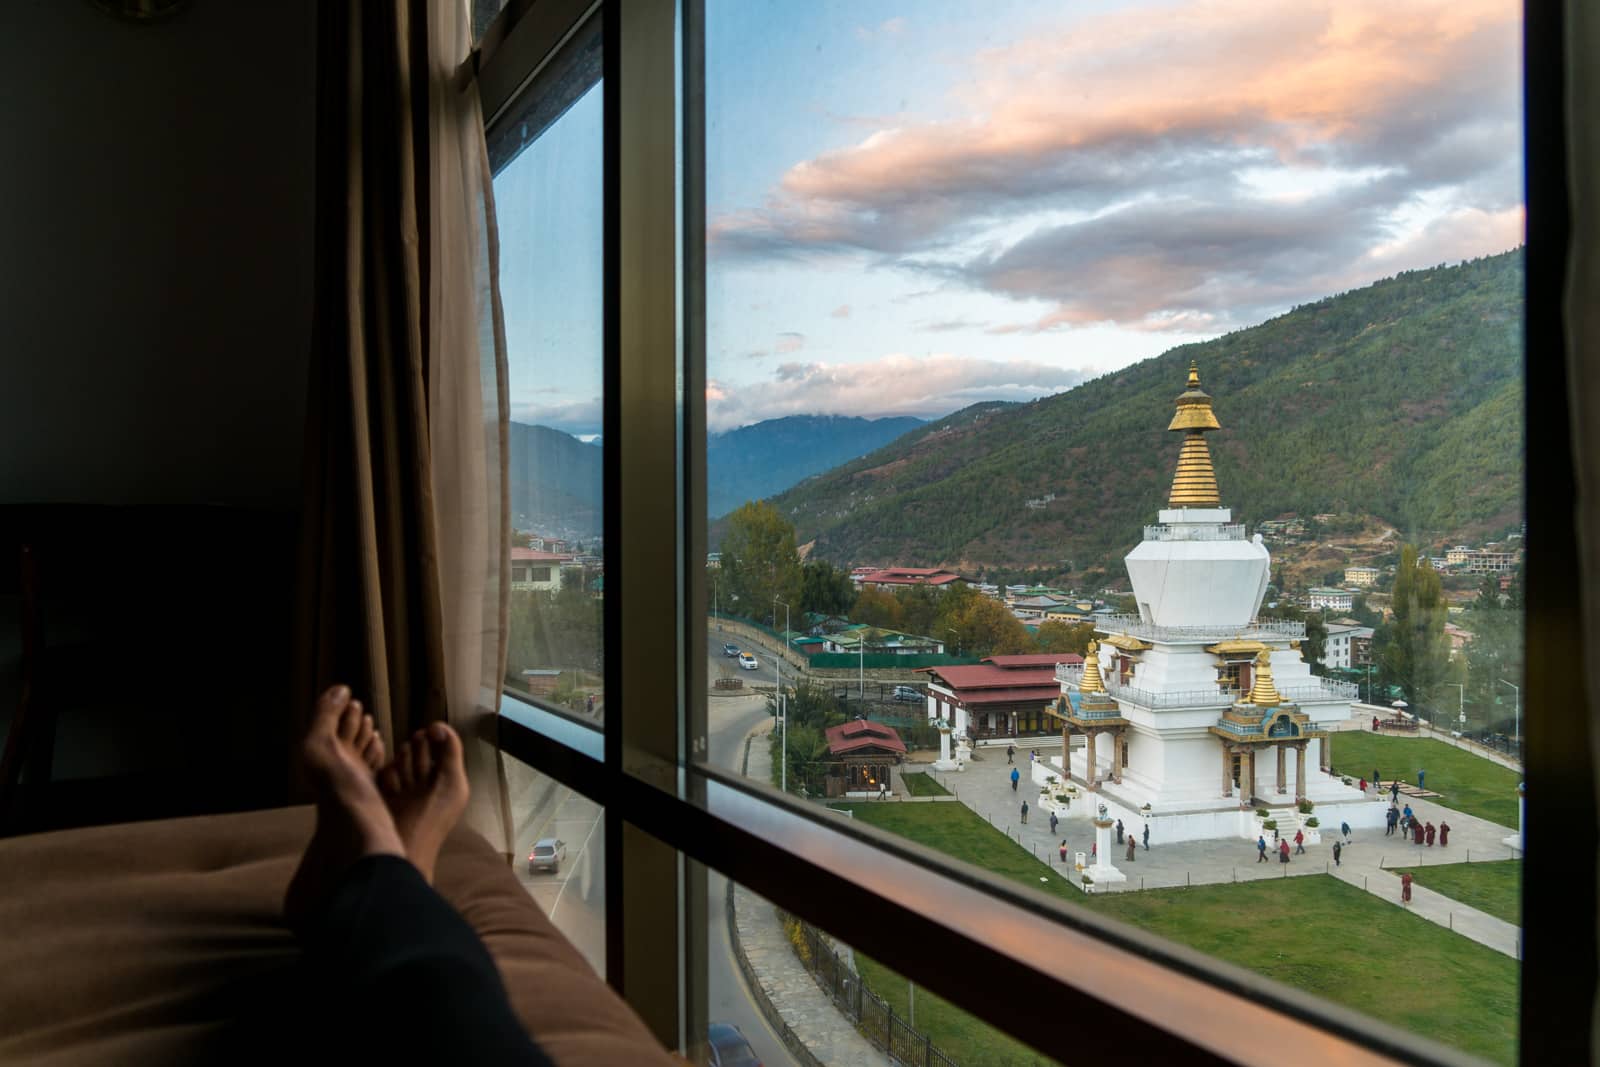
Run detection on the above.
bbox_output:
[508,422,602,538]
[766,250,1524,574]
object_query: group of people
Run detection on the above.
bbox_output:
[1385,803,1450,846]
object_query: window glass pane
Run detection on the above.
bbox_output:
[491,45,606,724]
[703,3,1524,1062]
[505,754,607,977]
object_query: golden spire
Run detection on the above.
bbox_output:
[1079,640,1107,693]
[1246,650,1281,707]
[1167,360,1222,507]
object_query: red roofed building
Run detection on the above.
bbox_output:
[852,566,967,591]
[824,719,907,797]
[917,654,1084,741]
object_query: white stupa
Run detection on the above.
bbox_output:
[1043,362,1383,842]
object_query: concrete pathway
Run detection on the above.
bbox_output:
[924,751,1522,959]
[737,721,886,1066]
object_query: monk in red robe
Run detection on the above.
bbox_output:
[1400,872,1413,904]
[1425,822,1436,846]
[1413,821,1425,845]
[1438,822,1451,847]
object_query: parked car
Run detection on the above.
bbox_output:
[527,837,567,874]
[892,685,922,703]
[738,652,759,670]
[706,1023,762,1067]
[722,642,741,657]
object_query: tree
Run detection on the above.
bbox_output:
[852,586,904,630]
[945,595,1032,658]
[799,560,856,618]
[1035,620,1095,655]
[719,501,802,626]
[1380,545,1452,716]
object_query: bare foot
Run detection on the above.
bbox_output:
[284,686,406,929]
[378,722,470,885]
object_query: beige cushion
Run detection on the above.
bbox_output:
[0,806,677,1066]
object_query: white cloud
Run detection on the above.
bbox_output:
[707,353,1086,431]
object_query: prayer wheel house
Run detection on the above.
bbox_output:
[1042,364,1384,843]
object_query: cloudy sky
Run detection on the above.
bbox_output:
[496,0,1523,437]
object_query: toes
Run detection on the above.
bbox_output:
[428,723,464,775]
[337,698,363,744]
[315,685,351,732]
[353,710,373,753]
[362,729,386,772]
[413,729,435,782]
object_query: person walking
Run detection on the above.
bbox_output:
[1374,767,1381,790]
[1332,840,1343,866]
[1390,780,1400,804]
[1059,840,1069,863]
[1412,820,1425,845]
[1142,824,1150,851]
[1341,820,1351,843]
[1257,835,1269,862]
[1359,777,1367,794]
[1425,821,1436,846]
[1279,839,1291,864]
[1115,819,1125,844]
[1385,807,1396,836]
[1293,828,1306,855]
[1007,743,1015,764]
[1403,803,1413,826]
[1400,871,1413,905]
[1417,768,1425,792]
[1049,811,1059,836]
[1010,766,1020,792]
[1126,835,1136,862]
[1020,800,1029,824]
[1372,715,1380,732]
[1439,821,1451,847]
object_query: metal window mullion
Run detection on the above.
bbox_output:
[605,0,684,1050]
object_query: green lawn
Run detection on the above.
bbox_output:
[838,801,1519,1066]
[1328,731,1521,826]
[1393,860,1522,925]
[900,771,951,797]
[855,953,1057,1066]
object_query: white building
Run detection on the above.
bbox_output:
[511,548,573,592]
[1307,587,1355,612]
[1323,623,1375,670]
[1041,363,1380,844]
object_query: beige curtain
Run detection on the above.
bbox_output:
[296,0,511,856]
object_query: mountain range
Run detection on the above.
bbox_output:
[760,250,1525,578]
[509,414,926,537]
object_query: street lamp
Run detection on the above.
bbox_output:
[1445,682,1465,732]
[775,596,790,792]
[1498,678,1520,748]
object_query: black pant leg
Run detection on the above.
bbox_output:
[302,854,555,1066]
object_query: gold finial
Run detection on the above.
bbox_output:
[1246,649,1281,707]
[1167,361,1221,507]
[1079,640,1107,693]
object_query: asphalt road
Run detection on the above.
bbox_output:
[510,629,796,1065]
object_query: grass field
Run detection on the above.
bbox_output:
[1328,731,1521,826]
[1393,860,1522,925]
[900,772,951,796]
[837,801,1518,1065]
[854,954,1057,1066]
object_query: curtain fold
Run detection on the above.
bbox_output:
[295,0,512,856]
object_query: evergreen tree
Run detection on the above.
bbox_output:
[799,560,856,618]
[1380,545,1452,717]
[1035,620,1095,655]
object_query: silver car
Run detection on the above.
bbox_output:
[527,837,568,873]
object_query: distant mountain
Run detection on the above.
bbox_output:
[763,250,1525,575]
[707,414,925,517]
[508,422,602,538]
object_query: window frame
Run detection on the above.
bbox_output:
[477,1,1580,1063]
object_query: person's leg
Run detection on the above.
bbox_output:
[286,686,552,1065]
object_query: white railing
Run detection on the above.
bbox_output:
[1143,523,1249,542]
[1092,615,1306,643]
[1050,665,1358,709]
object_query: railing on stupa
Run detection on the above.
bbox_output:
[1142,523,1248,542]
[1091,615,1307,643]
[1052,663,1358,709]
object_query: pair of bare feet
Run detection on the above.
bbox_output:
[284,685,470,929]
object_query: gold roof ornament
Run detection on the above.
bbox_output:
[1167,360,1222,507]
[1079,640,1108,693]
[1246,649,1282,707]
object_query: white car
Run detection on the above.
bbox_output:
[738,652,759,670]
[527,837,567,873]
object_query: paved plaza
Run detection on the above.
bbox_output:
[922,743,1522,958]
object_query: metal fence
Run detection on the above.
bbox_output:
[789,916,960,1067]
